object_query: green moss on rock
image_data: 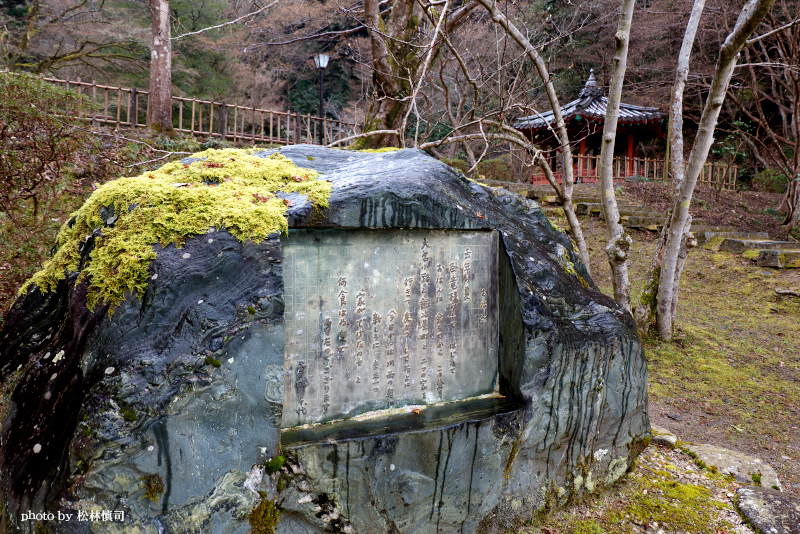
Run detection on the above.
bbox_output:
[140,473,165,503]
[249,492,280,534]
[263,455,285,475]
[22,149,331,313]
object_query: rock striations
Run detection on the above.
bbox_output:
[0,146,649,534]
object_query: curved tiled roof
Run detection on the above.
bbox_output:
[514,70,664,131]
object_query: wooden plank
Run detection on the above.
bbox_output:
[116,88,121,127]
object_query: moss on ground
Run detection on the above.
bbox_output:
[518,446,737,534]
[21,148,331,312]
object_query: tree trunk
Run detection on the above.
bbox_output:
[597,0,637,312]
[147,0,173,134]
[475,0,590,273]
[356,0,477,149]
[654,0,777,340]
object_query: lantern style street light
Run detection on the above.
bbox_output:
[313,53,330,120]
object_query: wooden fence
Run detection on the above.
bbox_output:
[40,76,360,146]
[530,154,739,191]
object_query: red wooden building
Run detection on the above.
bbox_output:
[514,70,665,182]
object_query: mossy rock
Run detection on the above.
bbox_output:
[22,148,331,313]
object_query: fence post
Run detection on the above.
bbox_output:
[131,88,138,127]
[220,102,227,141]
[92,81,97,127]
[116,88,121,128]
[295,112,301,144]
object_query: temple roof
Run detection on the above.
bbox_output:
[514,70,664,132]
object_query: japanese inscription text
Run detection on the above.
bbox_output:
[281,229,498,427]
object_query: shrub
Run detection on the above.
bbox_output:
[0,72,93,229]
[751,169,788,193]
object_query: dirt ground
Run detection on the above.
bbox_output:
[620,181,791,240]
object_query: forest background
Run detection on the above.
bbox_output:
[2,0,796,181]
[1,0,798,317]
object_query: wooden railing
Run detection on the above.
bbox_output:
[39,76,361,146]
[530,154,738,191]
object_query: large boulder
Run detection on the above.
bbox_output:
[0,146,649,534]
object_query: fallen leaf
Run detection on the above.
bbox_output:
[412,408,420,415]
[476,212,486,219]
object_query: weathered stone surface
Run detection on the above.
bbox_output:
[756,249,800,268]
[736,486,800,534]
[685,444,782,490]
[1,146,649,534]
[650,425,677,449]
[718,238,800,254]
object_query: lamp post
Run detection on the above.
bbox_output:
[313,53,330,120]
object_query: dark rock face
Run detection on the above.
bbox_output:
[0,146,649,533]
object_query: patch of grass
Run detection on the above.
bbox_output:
[205,357,221,368]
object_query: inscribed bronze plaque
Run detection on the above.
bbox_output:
[280,229,499,427]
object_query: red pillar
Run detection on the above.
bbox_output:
[627,131,635,177]
[579,136,586,181]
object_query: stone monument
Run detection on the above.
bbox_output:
[0,146,649,534]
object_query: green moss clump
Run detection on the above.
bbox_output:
[21,149,332,313]
[503,437,521,479]
[249,492,280,534]
[123,409,137,421]
[205,357,222,368]
[742,249,760,261]
[140,473,165,503]
[247,305,256,315]
[263,455,285,475]
[751,473,761,486]
[605,479,726,533]
[358,147,400,153]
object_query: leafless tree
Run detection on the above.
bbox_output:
[597,0,637,311]
[636,0,777,339]
[0,0,144,73]
[725,5,800,232]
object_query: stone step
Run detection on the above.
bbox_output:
[626,217,714,231]
[694,230,770,246]
[719,238,800,254]
[575,202,644,216]
[600,208,661,218]
[626,216,668,228]
[690,225,737,233]
[755,249,800,268]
